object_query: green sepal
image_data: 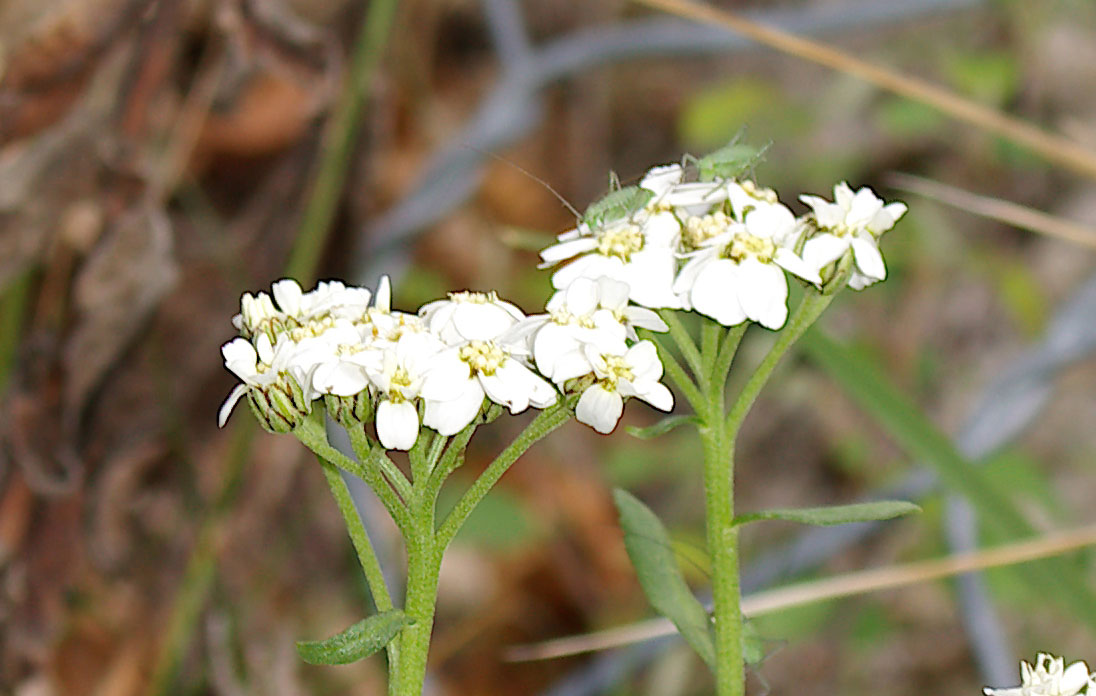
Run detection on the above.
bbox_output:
[733,500,920,528]
[613,489,716,670]
[295,610,412,666]
[624,415,699,440]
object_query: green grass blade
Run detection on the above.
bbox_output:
[800,329,1096,629]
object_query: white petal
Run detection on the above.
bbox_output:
[272,279,304,316]
[620,379,673,411]
[623,306,668,332]
[218,384,249,427]
[774,247,822,284]
[622,247,682,309]
[424,381,485,436]
[481,362,534,413]
[596,276,631,311]
[540,237,598,264]
[375,276,392,312]
[847,187,884,227]
[640,163,684,198]
[551,254,622,290]
[453,303,517,341]
[689,260,747,327]
[802,233,849,271]
[563,277,599,315]
[744,203,796,242]
[850,236,886,280]
[737,258,788,329]
[376,400,420,450]
[575,385,624,434]
[314,362,370,396]
[1061,662,1090,695]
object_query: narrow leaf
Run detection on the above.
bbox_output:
[800,329,1096,630]
[734,501,920,527]
[625,415,699,440]
[295,610,412,665]
[613,489,716,669]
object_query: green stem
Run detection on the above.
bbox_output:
[347,425,413,503]
[700,418,742,696]
[694,318,742,696]
[294,413,412,534]
[714,323,748,385]
[426,422,478,500]
[436,401,572,549]
[725,290,835,436]
[319,462,400,670]
[285,0,398,285]
[660,310,704,381]
[390,486,441,696]
[648,329,703,411]
[319,463,395,611]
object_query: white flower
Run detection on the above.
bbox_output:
[366,332,443,450]
[541,212,683,310]
[232,291,281,336]
[984,654,1094,696]
[574,340,673,434]
[297,321,379,397]
[421,339,557,435]
[218,333,314,427]
[799,182,907,289]
[419,290,526,345]
[674,200,820,329]
[520,276,669,385]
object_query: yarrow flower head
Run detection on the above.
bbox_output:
[984,654,1095,696]
[538,151,905,331]
[799,181,907,290]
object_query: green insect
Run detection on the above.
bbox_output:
[687,140,769,181]
[582,176,654,228]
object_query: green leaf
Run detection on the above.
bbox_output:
[295,611,412,665]
[800,329,1096,630]
[624,415,699,440]
[733,500,920,527]
[613,489,715,669]
[583,186,653,227]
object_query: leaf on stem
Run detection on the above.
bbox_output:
[295,611,412,665]
[733,501,921,527]
[613,489,716,670]
[625,415,699,440]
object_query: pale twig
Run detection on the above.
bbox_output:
[506,524,1096,662]
[633,0,1096,181]
[887,172,1096,250]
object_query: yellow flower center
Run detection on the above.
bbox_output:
[596,223,644,261]
[598,354,634,390]
[459,340,507,376]
[725,230,776,264]
[683,212,731,250]
[549,309,596,329]
[388,366,413,402]
[448,290,499,304]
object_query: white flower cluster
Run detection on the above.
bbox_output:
[984,654,1096,696]
[219,276,674,446]
[540,164,907,329]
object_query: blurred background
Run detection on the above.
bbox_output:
[2,0,1095,694]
